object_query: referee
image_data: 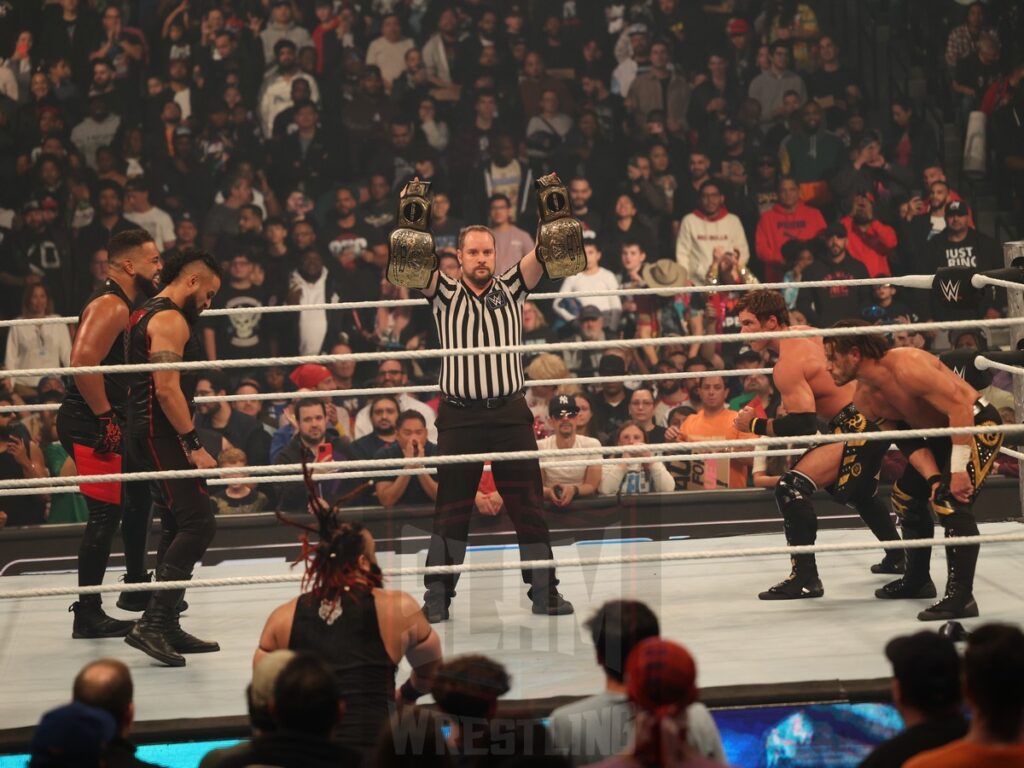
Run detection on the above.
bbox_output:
[413,224,573,623]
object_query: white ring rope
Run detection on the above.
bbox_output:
[2,424,1021,491]
[1,531,1022,601]
[0,275,937,330]
[3,316,1022,380]
[0,447,808,498]
[972,274,1024,292]
[999,445,1024,462]
[975,355,1024,377]
[0,369,772,415]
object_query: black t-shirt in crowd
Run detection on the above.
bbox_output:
[924,228,1004,318]
[797,255,872,328]
[205,282,273,359]
[325,220,383,262]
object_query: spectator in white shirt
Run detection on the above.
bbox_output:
[365,14,415,91]
[4,284,72,395]
[259,39,320,138]
[537,395,602,508]
[556,233,622,329]
[123,178,175,253]
[675,179,750,285]
[599,422,674,496]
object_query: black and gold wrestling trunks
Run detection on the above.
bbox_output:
[930,398,1003,514]
[822,403,888,502]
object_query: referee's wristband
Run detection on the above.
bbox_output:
[179,430,203,453]
[750,418,769,436]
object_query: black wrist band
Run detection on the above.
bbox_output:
[180,430,202,452]
[926,474,943,487]
[96,409,114,420]
[399,679,423,703]
[751,418,769,436]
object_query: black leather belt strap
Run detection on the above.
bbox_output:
[441,391,524,410]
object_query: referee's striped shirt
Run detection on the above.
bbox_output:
[430,265,528,399]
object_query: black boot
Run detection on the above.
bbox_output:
[125,599,185,667]
[163,572,218,654]
[875,577,937,599]
[118,572,189,614]
[854,498,904,574]
[878,504,935,598]
[875,546,935,598]
[70,596,135,639]
[870,551,906,574]
[116,572,153,612]
[758,568,824,600]
[422,589,450,624]
[919,530,980,622]
[527,586,574,616]
[124,564,197,666]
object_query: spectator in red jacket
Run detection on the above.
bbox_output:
[840,192,898,277]
[754,176,826,282]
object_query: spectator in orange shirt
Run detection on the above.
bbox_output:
[754,176,826,282]
[667,374,754,489]
[840,192,898,277]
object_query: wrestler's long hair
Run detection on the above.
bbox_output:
[276,459,379,606]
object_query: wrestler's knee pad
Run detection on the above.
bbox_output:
[775,470,817,509]
[775,470,818,546]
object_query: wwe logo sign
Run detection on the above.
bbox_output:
[953,365,967,380]
[939,278,962,303]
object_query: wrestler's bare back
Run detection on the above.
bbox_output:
[775,329,856,422]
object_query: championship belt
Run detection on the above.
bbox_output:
[535,173,585,280]
[387,180,437,289]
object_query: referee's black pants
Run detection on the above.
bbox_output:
[425,395,557,601]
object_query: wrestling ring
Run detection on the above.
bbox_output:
[2,248,1024,757]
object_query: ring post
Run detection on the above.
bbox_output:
[1004,241,1024,511]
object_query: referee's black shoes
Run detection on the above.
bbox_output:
[528,587,574,616]
[422,593,450,624]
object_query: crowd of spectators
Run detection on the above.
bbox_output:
[0,0,1022,524]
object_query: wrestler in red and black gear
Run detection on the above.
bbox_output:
[56,229,161,639]
[123,248,222,667]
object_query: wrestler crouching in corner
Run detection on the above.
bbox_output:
[57,229,161,638]
[123,248,222,665]
[824,320,1003,621]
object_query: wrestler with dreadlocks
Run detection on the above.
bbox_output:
[254,463,442,757]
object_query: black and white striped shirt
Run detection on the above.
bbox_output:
[430,265,528,399]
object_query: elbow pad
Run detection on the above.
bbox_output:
[766,412,819,437]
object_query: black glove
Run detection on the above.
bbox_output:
[94,410,123,455]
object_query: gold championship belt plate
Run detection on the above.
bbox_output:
[535,173,585,280]
[387,180,437,289]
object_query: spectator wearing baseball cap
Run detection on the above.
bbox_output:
[860,631,967,768]
[537,394,602,507]
[796,221,874,327]
[925,196,1004,321]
